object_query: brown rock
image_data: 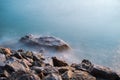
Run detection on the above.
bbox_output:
[19,34,71,52]
[0,48,12,56]
[52,57,68,67]
[62,70,96,80]
[4,59,29,73]
[43,73,62,80]
[10,71,41,80]
[90,65,120,80]
[71,59,94,72]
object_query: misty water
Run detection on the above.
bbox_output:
[1,0,120,71]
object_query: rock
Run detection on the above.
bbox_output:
[32,66,59,79]
[0,77,7,80]
[61,70,74,80]
[4,58,29,73]
[13,52,23,59]
[19,34,71,52]
[62,70,96,80]
[42,66,59,76]
[33,53,45,61]
[71,59,94,72]
[52,57,68,67]
[0,54,6,66]
[0,48,12,56]
[43,73,62,80]
[90,65,120,80]
[58,67,69,74]
[10,71,41,80]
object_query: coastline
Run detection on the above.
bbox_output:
[0,34,120,80]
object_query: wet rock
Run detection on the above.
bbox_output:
[62,70,96,80]
[17,49,24,52]
[0,77,7,80]
[13,52,23,59]
[61,70,74,80]
[43,73,62,80]
[19,34,71,52]
[42,66,59,76]
[71,59,94,72]
[0,54,6,66]
[10,71,41,80]
[0,48,11,56]
[58,67,69,74]
[4,59,29,73]
[0,67,10,78]
[52,57,68,67]
[33,53,45,61]
[90,65,120,80]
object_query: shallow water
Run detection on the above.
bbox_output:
[0,0,120,71]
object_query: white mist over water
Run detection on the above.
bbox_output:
[1,0,120,71]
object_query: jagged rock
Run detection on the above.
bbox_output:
[4,58,29,73]
[0,48,12,56]
[90,65,120,80]
[0,77,7,80]
[43,73,62,80]
[58,67,69,74]
[9,71,41,80]
[19,34,71,52]
[42,66,59,76]
[33,53,45,61]
[13,52,23,59]
[0,54,6,66]
[71,59,94,72]
[52,57,68,67]
[62,70,96,80]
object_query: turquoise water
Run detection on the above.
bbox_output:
[1,0,120,70]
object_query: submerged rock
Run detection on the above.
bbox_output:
[19,34,71,52]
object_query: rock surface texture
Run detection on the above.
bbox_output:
[19,34,71,52]
[0,47,119,80]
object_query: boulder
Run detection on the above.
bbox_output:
[0,48,12,56]
[10,71,41,80]
[62,70,96,80]
[0,54,6,67]
[71,59,93,72]
[43,73,62,80]
[19,34,71,52]
[4,57,29,73]
[90,65,120,80]
[52,57,68,67]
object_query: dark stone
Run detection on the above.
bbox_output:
[10,71,41,80]
[58,67,69,74]
[43,73,62,80]
[90,65,120,80]
[52,57,68,67]
[13,52,23,59]
[19,34,71,52]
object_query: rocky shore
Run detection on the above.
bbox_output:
[0,34,120,80]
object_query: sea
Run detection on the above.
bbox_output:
[0,0,120,71]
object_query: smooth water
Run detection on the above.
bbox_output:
[1,0,120,71]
